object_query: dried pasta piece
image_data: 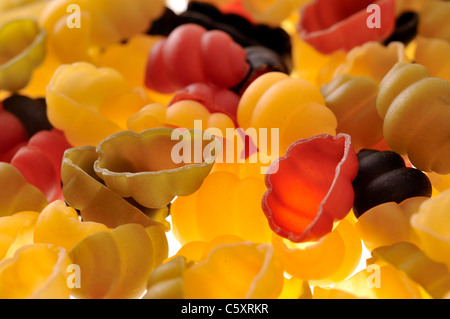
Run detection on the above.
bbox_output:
[410,189,450,269]
[237,72,337,155]
[0,211,39,261]
[0,162,47,217]
[98,34,166,97]
[33,200,110,252]
[0,105,28,162]
[330,41,409,84]
[46,62,149,147]
[418,0,450,43]
[277,276,312,299]
[0,19,46,92]
[183,241,284,299]
[143,256,193,299]
[39,0,165,62]
[368,242,450,299]
[414,36,450,82]
[61,146,165,229]
[318,264,424,299]
[0,243,71,299]
[171,165,272,245]
[352,149,432,217]
[11,129,72,202]
[145,24,249,94]
[355,197,427,251]
[69,223,168,299]
[271,219,362,284]
[376,62,450,174]
[94,128,219,209]
[262,133,358,243]
[321,74,383,151]
[297,0,396,54]
[427,172,450,193]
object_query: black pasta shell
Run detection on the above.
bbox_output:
[352,149,432,217]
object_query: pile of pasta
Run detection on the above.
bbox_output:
[0,0,449,299]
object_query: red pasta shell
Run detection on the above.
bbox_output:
[0,105,28,162]
[11,129,72,202]
[297,0,396,54]
[145,24,249,94]
[262,134,358,243]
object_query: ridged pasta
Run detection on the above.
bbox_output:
[145,24,249,94]
[376,62,450,174]
[352,149,432,217]
[418,0,450,43]
[321,74,383,151]
[237,72,337,155]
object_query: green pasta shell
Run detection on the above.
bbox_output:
[368,242,450,299]
[94,127,220,209]
[0,19,46,92]
[61,145,166,229]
